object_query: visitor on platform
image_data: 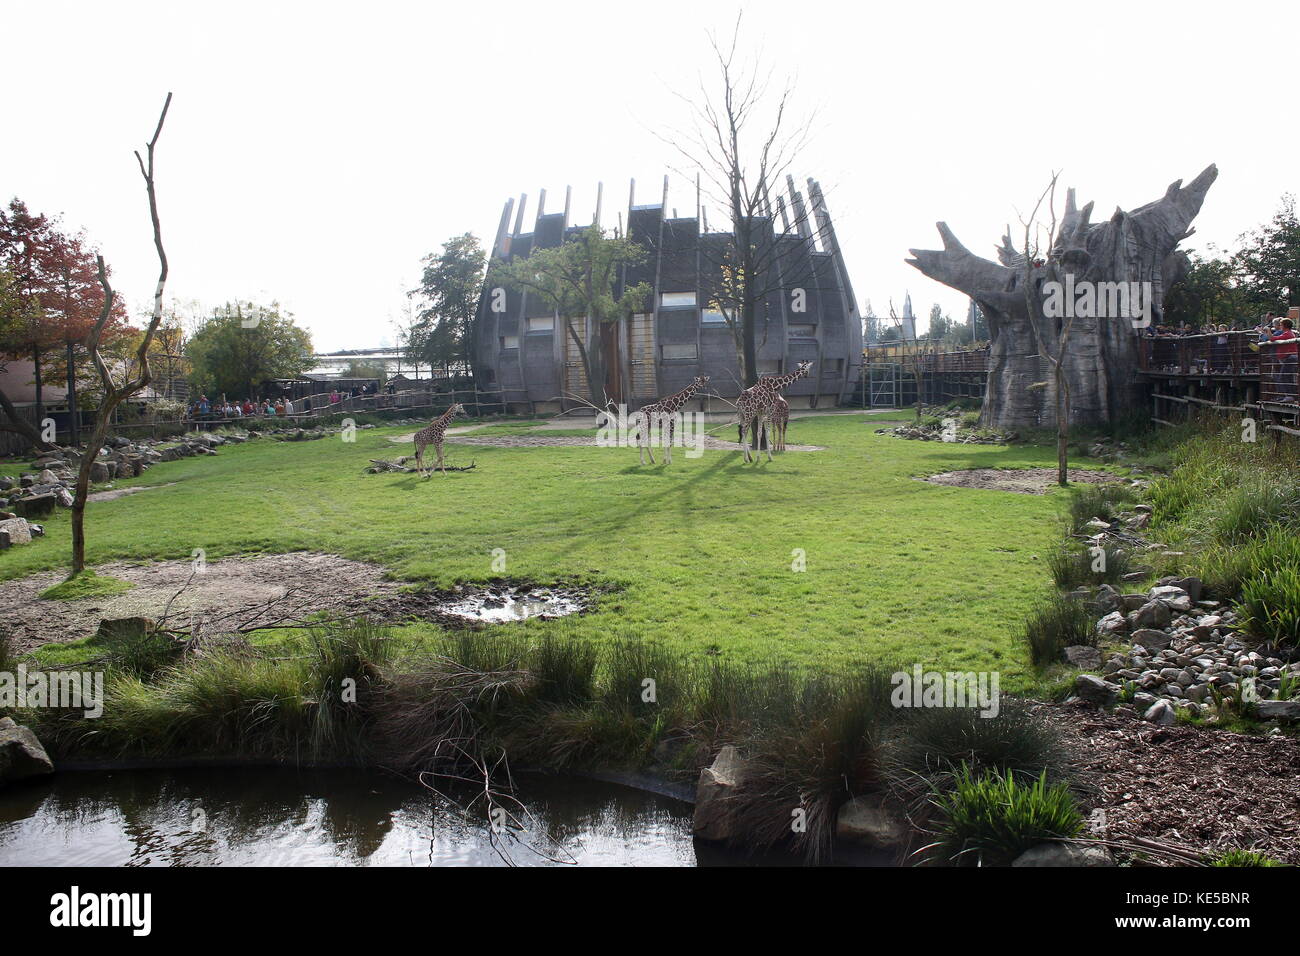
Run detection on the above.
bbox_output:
[1262,318,1299,399]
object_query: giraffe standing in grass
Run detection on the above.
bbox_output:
[770,395,789,453]
[735,362,812,463]
[413,403,464,477]
[632,376,709,464]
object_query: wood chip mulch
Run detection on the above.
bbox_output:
[1037,700,1300,865]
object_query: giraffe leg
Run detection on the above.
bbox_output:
[763,417,773,462]
[666,415,674,465]
[436,440,447,476]
[415,443,426,476]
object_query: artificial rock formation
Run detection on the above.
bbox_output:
[907,165,1217,430]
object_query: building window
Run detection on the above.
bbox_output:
[788,324,816,339]
[662,343,697,361]
[500,335,519,350]
[701,308,728,325]
[823,358,844,373]
[660,291,697,309]
[757,360,782,376]
[527,316,554,333]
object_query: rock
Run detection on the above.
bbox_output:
[55,487,74,508]
[836,794,911,850]
[13,493,57,518]
[1012,842,1114,867]
[1158,576,1203,603]
[1090,584,1124,615]
[1143,700,1177,725]
[0,716,55,785]
[0,516,32,545]
[1256,700,1300,722]
[1064,645,1103,669]
[94,617,158,642]
[1096,611,1128,636]
[89,461,111,483]
[693,745,749,842]
[1147,585,1192,612]
[36,468,61,485]
[1073,674,1119,706]
[1129,601,1172,630]
[1130,628,1171,651]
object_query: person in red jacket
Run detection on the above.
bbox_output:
[1264,318,1299,399]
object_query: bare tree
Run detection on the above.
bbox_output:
[69,93,172,577]
[888,300,926,422]
[1015,171,1077,487]
[662,14,821,389]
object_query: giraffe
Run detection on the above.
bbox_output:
[770,395,789,453]
[632,376,709,465]
[413,402,464,477]
[735,362,812,463]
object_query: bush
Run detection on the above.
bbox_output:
[930,765,1083,866]
[1066,484,1135,532]
[1238,563,1300,648]
[1210,849,1285,867]
[1022,594,1094,667]
[887,697,1071,785]
[1213,480,1300,543]
[95,618,185,678]
[1047,541,1135,590]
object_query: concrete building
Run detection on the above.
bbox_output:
[473,175,864,413]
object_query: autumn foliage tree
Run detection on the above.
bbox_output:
[0,198,130,449]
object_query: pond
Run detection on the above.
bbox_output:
[0,767,775,867]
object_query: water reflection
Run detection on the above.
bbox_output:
[0,768,700,867]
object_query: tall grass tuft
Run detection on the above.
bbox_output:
[1047,541,1135,590]
[887,698,1071,787]
[929,765,1083,866]
[1066,483,1135,532]
[1022,593,1094,666]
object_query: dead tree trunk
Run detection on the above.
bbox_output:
[70,93,172,577]
[907,165,1217,431]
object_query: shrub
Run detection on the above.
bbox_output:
[95,618,185,678]
[887,697,1071,786]
[930,765,1083,866]
[1022,594,1094,666]
[1047,541,1135,590]
[1210,849,1284,867]
[1238,564,1300,648]
[1066,484,1135,532]
[1212,480,1300,543]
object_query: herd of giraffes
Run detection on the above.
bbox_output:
[409,361,813,476]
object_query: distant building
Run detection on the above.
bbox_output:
[473,176,864,412]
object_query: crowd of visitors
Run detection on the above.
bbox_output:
[188,396,296,421]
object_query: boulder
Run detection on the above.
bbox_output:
[36,468,61,485]
[693,746,749,842]
[1147,585,1192,612]
[1256,700,1300,722]
[1158,576,1203,603]
[1129,601,1171,630]
[95,617,158,642]
[1096,611,1128,636]
[1143,700,1177,725]
[1131,629,1172,651]
[13,494,56,518]
[835,794,911,850]
[1073,674,1119,706]
[0,517,32,545]
[89,461,111,483]
[1011,842,1115,867]
[0,717,55,785]
[1090,584,1124,616]
[1064,645,1103,670]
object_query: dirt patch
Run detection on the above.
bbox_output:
[1,554,599,653]
[86,483,177,503]
[920,467,1117,494]
[1041,700,1300,865]
[0,553,411,653]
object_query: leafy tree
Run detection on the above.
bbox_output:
[342,360,386,382]
[408,233,485,376]
[491,225,650,407]
[186,301,313,400]
[1164,254,1251,327]
[1231,195,1300,312]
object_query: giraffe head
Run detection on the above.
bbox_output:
[448,402,465,419]
[693,375,710,389]
[793,360,813,378]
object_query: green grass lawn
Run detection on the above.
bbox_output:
[0,414,1095,689]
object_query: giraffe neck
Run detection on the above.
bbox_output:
[667,380,703,407]
[432,408,454,427]
[768,368,807,390]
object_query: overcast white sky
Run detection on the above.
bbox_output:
[3,0,1294,350]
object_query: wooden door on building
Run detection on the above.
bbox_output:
[628,312,657,402]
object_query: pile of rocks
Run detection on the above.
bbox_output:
[1066,577,1300,726]
[0,431,255,543]
[876,422,1016,444]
